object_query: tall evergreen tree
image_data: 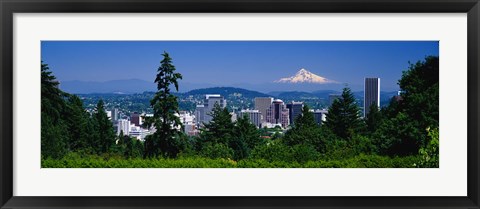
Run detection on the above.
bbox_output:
[199,103,234,145]
[324,87,365,140]
[41,61,66,122]
[93,99,116,154]
[235,114,262,150]
[41,114,69,159]
[365,103,382,134]
[144,52,185,158]
[283,105,327,153]
[293,105,317,128]
[64,95,90,151]
[230,114,261,160]
[41,62,68,159]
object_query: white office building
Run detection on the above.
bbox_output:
[239,109,262,128]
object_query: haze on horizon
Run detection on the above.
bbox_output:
[41,41,439,93]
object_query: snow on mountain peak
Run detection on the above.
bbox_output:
[274,68,338,84]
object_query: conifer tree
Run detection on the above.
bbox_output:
[144,52,184,158]
[324,87,365,140]
[41,62,66,122]
[64,95,90,151]
[230,114,261,160]
[200,103,234,145]
[93,99,116,154]
[283,105,327,152]
[235,114,262,150]
[293,105,317,128]
[365,103,382,134]
[41,62,68,159]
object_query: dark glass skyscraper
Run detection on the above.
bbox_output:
[364,77,380,118]
[286,101,303,125]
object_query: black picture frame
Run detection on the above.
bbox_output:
[1,0,479,208]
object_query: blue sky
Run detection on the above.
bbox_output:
[41,41,438,92]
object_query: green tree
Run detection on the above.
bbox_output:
[124,136,143,159]
[132,138,145,158]
[200,142,234,159]
[373,112,423,156]
[230,114,262,160]
[283,106,328,153]
[199,103,234,146]
[398,56,439,142]
[41,62,68,159]
[144,52,185,158]
[41,61,67,122]
[41,114,68,159]
[235,114,263,150]
[64,95,90,151]
[93,100,116,154]
[250,141,292,162]
[293,105,317,128]
[374,56,439,156]
[324,87,365,140]
[365,103,382,134]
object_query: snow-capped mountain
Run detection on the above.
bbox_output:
[274,68,338,84]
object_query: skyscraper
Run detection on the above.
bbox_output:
[286,101,303,125]
[266,99,290,128]
[255,97,273,123]
[194,105,205,126]
[195,94,227,125]
[117,119,130,135]
[364,77,380,118]
[111,108,119,122]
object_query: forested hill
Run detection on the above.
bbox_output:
[182,87,272,98]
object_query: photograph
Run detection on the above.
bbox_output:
[40,41,439,168]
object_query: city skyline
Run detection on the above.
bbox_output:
[40,44,440,168]
[41,41,439,92]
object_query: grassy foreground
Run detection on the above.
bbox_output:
[42,153,422,168]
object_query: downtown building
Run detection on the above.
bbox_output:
[130,112,141,126]
[111,108,119,122]
[286,101,303,125]
[254,97,273,123]
[239,109,262,128]
[116,118,153,141]
[364,77,380,118]
[265,99,290,128]
[178,111,198,136]
[311,109,328,125]
[194,94,227,126]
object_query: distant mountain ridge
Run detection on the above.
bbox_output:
[76,86,398,106]
[182,87,271,98]
[62,79,397,105]
[60,79,156,94]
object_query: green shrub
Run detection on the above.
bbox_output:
[291,144,320,163]
[199,142,234,159]
[250,141,292,162]
[417,128,439,168]
[42,152,422,168]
